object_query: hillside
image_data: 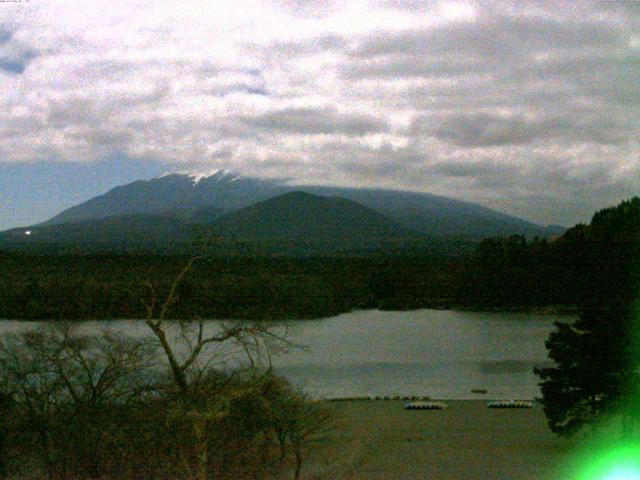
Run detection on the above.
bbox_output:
[0,192,429,255]
[209,191,410,242]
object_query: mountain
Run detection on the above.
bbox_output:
[300,186,553,238]
[0,192,414,253]
[39,170,562,238]
[42,171,281,226]
[209,191,410,242]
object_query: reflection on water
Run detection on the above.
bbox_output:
[0,309,569,399]
[270,309,564,399]
[479,360,554,374]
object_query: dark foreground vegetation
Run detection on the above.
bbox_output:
[535,197,640,437]
[0,315,334,479]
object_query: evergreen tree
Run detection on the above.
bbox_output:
[535,197,640,436]
[536,300,638,435]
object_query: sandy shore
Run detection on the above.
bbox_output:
[307,400,580,480]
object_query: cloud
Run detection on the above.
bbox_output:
[242,106,388,135]
[410,109,632,147]
[0,0,638,227]
[351,14,624,59]
[0,26,38,74]
[0,28,12,45]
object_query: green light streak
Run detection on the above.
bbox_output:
[563,300,640,480]
[562,442,640,480]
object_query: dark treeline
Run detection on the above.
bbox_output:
[455,197,640,311]
[0,254,457,320]
[454,234,582,310]
[1,197,638,321]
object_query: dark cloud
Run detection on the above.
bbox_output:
[342,53,487,79]
[0,28,12,45]
[411,112,535,147]
[262,34,347,57]
[46,85,169,129]
[243,107,388,136]
[0,24,39,75]
[0,58,27,74]
[0,47,37,75]
[192,65,269,97]
[431,160,519,179]
[274,0,337,18]
[205,84,268,97]
[353,15,623,59]
[410,109,632,147]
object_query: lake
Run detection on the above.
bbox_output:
[0,309,567,400]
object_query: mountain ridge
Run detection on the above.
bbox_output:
[38,171,563,239]
[0,191,430,255]
[209,191,412,242]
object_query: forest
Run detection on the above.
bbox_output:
[0,197,637,321]
[0,254,457,320]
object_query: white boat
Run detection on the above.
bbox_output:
[487,400,533,409]
[404,401,449,410]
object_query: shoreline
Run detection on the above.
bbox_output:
[325,396,536,402]
[0,304,579,322]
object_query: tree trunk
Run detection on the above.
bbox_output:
[294,443,302,480]
[0,427,6,480]
[278,433,287,464]
[34,424,56,480]
[192,414,209,480]
[146,321,189,394]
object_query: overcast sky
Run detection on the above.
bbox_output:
[1,0,639,230]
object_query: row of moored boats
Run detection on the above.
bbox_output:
[404,400,534,410]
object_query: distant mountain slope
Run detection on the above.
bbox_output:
[38,170,562,238]
[42,171,281,226]
[0,215,194,250]
[300,186,550,238]
[209,191,410,241]
[0,193,422,255]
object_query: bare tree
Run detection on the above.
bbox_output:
[0,257,332,480]
[140,257,293,394]
[0,322,156,479]
[286,397,334,480]
[139,257,295,480]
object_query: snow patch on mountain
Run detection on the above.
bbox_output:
[157,169,241,186]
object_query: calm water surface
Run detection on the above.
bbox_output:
[0,309,568,400]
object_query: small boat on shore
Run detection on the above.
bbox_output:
[405,401,449,410]
[487,400,533,409]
